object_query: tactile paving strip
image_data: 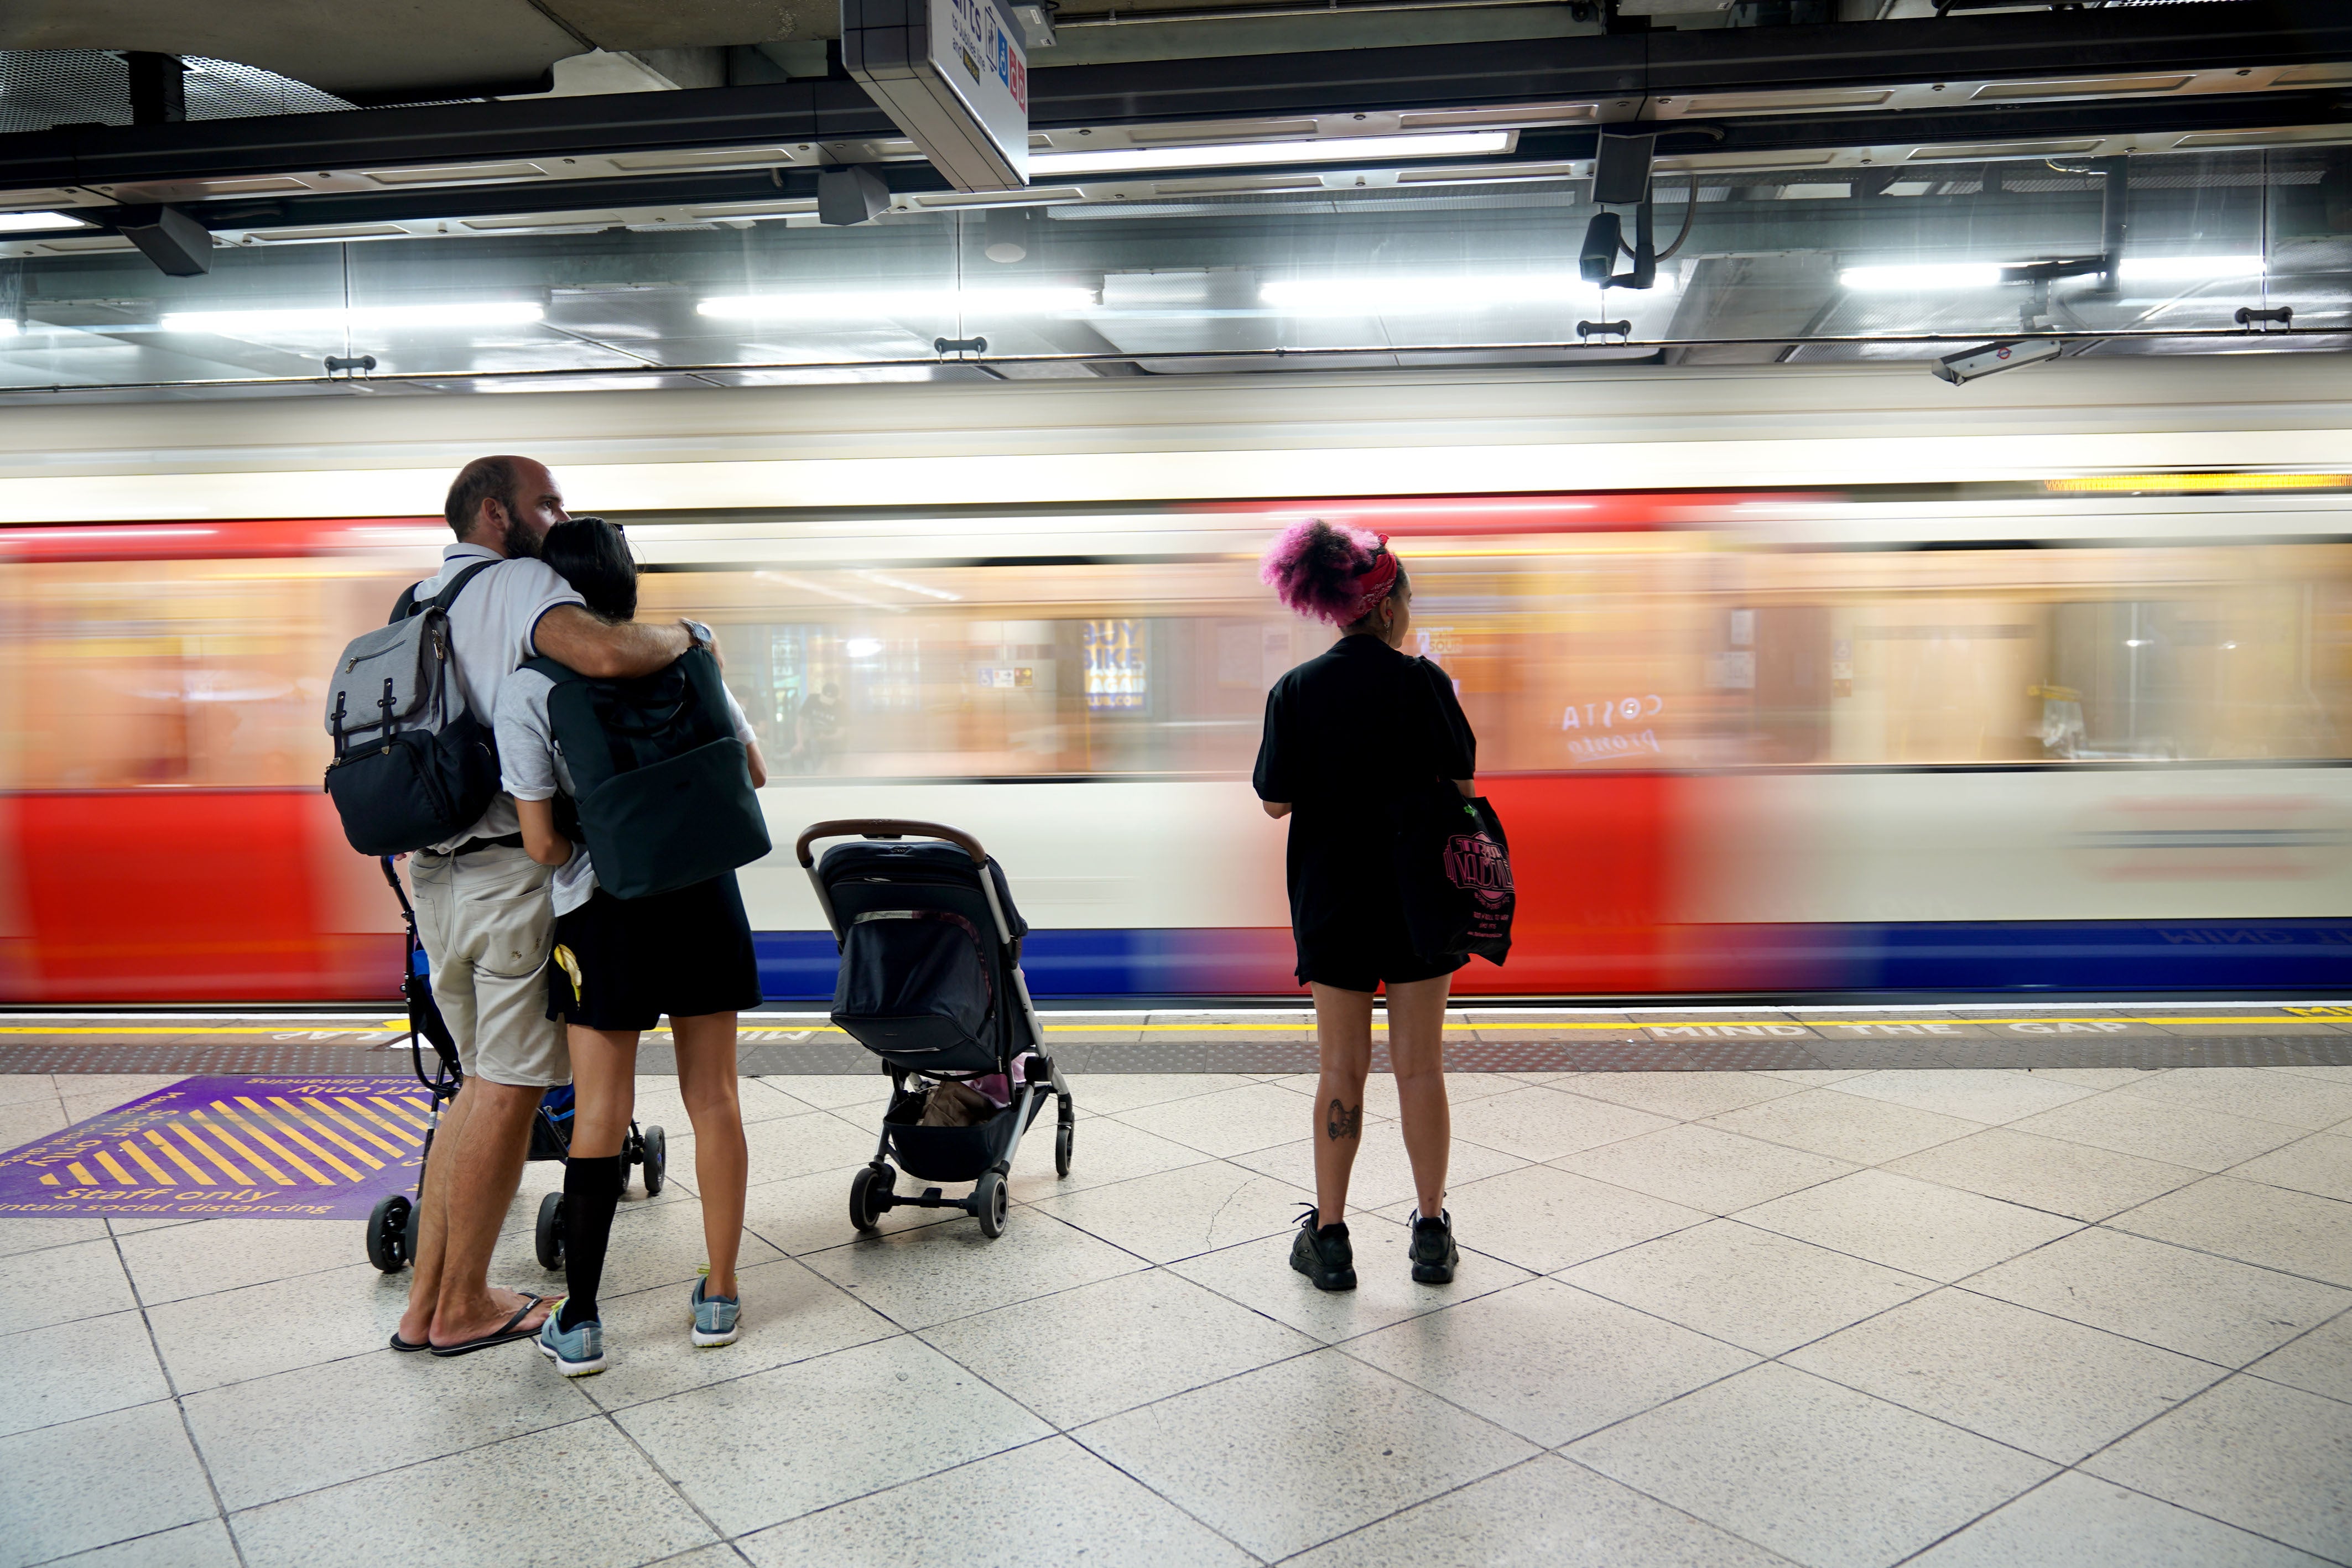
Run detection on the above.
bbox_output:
[0,1043,394,1076]
[5,1029,2350,1076]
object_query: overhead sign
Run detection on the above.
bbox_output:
[844,0,1031,193]
[0,1075,428,1219]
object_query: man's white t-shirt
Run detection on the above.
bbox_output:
[409,543,585,852]
[495,663,755,914]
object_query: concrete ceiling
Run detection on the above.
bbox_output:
[0,0,1943,100]
[0,0,832,97]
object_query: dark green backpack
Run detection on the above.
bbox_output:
[521,647,772,900]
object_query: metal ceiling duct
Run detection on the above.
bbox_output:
[0,50,355,136]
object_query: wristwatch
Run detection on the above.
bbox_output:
[681,618,715,654]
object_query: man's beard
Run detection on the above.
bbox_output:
[500,508,541,559]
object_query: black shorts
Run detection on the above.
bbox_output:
[1293,890,1468,994]
[1297,948,1467,994]
[548,873,763,1033]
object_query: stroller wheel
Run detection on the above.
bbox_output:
[366,1194,412,1273]
[1055,1096,1075,1179]
[642,1125,667,1197]
[974,1169,1008,1239]
[535,1190,566,1270]
[850,1163,894,1232]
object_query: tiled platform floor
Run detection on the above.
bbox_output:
[3,1063,2349,1567]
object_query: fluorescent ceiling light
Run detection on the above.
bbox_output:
[0,211,90,235]
[697,287,1094,321]
[1259,274,1600,315]
[1029,130,1510,178]
[1842,256,2267,290]
[2119,255,2265,280]
[1840,263,2003,291]
[160,302,544,333]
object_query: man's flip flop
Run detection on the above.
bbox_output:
[428,1294,547,1358]
[389,1331,429,1353]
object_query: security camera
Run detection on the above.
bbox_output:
[1579,212,1621,284]
[1932,337,2063,384]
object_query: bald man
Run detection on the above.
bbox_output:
[392,455,714,1357]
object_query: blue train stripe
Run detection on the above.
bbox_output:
[753,928,1286,1001]
[1784,919,2352,992]
[756,920,2352,1000]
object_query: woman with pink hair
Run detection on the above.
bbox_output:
[1253,519,1476,1292]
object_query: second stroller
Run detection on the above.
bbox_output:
[797,819,1074,1238]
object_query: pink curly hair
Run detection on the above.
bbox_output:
[1260,518,1385,626]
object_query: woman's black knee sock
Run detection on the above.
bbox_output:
[558,1154,624,1331]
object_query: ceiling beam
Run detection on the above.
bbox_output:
[0,0,2345,199]
[43,88,2346,242]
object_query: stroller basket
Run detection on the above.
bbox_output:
[797,817,1076,1239]
[882,1087,1048,1185]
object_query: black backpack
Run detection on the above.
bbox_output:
[522,645,772,900]
[321,561,501,856]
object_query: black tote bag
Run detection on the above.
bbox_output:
[1396,775,1514,966]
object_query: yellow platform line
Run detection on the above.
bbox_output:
[0,1014,2332,1038]
[148,1129,214,1185]
[122,1140,176,1185]
[0,1026,397,1036]
[178,1123,266,1185]
[1053,1015,2316,1031]
[306,1098,408,1158]
[66,1161,98,1186]
[268,1097,382,1172]
[238,1097,362,1183]
[93,1150,138,1185]
[211,1102,333,1187]
[336,1098,422,1148]
[184,1114,277,1184]
[0,1013,2328,1047]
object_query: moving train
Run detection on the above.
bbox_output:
[2,356,2347,1002]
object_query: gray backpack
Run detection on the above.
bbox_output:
[320,560,501,856]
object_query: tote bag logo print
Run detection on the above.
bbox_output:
[1443,831,1513,910]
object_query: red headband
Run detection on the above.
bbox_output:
[1351,536,1400,621]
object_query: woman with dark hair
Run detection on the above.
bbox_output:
[492,517,769,1376]
[1255,519,1476,1292]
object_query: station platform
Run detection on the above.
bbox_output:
[2,1029,2348,1566]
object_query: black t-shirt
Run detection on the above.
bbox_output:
[1252,634,1477,941]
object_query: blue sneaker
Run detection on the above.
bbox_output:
[690,1274,740,1347]
[535,1301,605,1377]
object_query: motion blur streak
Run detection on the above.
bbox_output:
[4,473,2348,1002]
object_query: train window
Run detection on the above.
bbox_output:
[7,530,2347,794]
[0,559,362,791]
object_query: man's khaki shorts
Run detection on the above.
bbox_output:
[410,845,570,1089]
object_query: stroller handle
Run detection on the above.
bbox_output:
[795,819,990,869]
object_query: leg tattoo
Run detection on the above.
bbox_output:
[1326,1098,1362,1142]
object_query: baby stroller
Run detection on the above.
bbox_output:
[797,820,1074,1239]
[363,856,667,1274]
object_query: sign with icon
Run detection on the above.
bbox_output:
[843,0,1031,192]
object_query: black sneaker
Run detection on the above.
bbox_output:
[1289,1205,1356,1292]
[1409,1210,1458,1284]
